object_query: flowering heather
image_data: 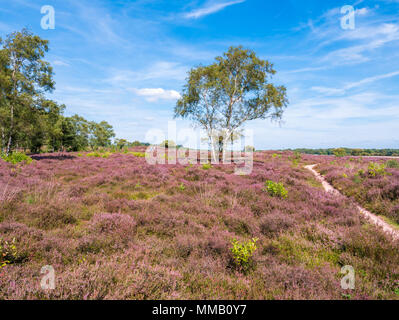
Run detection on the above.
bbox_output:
[316,157,399,225]
[0,150,398,299]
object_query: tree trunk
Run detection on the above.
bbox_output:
[209,135,217,163]
[5,104,14,156]
[1,127,4,154]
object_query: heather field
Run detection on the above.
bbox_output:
[0,150,398,300]
[316,157,399,226]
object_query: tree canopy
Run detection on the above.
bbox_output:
[0,29,116,154]
[175,46,288,159]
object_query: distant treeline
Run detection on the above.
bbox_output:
[286,148,399,157]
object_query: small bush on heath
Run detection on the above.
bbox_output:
[130,152,145,157]
[0,238,19,268]
[230,238,258,272]
[87,152,111,158]
[367,162,387,177]
[263,180,288,199]
[1,152,32,165]
[202,163,212,170]
[386,159,399,169]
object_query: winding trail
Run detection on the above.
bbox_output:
[305,164,399,241]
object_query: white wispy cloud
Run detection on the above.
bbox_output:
[320,21,399,64]
[105,62,188,88]
[184,0,245,19]
[53,60,70,67]
[131,88,181,102]
[311,70,399,95]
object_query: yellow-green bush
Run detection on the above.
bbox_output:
[263,180,288,199]
[130,152,145,157]
[1,152,32,165]
[230,238,258,271]
[0,238,18,268]
[87,152,111,158]
[202,163,212,170]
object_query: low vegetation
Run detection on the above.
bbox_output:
[0,150,398,299]
[317,157,399,224]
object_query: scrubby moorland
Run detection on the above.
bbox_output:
[0,150,398,299]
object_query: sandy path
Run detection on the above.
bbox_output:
[305,164,399,241]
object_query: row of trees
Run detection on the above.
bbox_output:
[1,32,288,157]
[0,29,115,155]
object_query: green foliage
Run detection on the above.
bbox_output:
[202,163,212,170]
[367,162,387,177]
[386,159,399,169]
[115,138,128,150]
[131,152,145,158]
[178,183,185,191]
[175,46,288,156]
[333,148,347,157]
[356,169,365,176]
[0,29,54,155]
[263,180,288,199]
[1,152,32,164]
[291,152,301,166]
[130,140,150,147]
[230,238,258,271]
[0,238,19,268]
[0,30,116,155]
[160,140,176,149]
[86,151,111,158]
[342,293,352,300]
[89,121,115,149]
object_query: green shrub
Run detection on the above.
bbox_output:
[263,180,288,199]
[160,140,176,149]
[367,162,387,177]
[357,169,365,176]
[0,238,19,268]
[333,148,346,157]
[131,152,145,157]
[87,152,111,158]
[1,152,32,165]
[386,159,399,169]
[202,163,212,170]
[230,238,258,271]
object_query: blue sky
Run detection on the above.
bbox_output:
[1,0,398,149]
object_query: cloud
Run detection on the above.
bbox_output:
[311,70,399,95]
[355,7,369,16]
[131,88,181,102]
[105,62,189,88]
[184,0,245,19]
[53,60,70,67]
